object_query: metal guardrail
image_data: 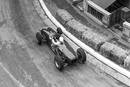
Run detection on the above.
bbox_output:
[38,0,130,81]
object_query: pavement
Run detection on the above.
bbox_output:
[0,0,128,87]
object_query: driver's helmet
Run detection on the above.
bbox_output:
[59,36,64,44]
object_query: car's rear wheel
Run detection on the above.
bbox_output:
[36,30,47,45]
[57,27,62,34]
[36,32,43,45]
[41,30,48,42]
[54,55,64,71]
[77,48,86,64]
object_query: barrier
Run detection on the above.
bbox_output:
[38,0,130,85]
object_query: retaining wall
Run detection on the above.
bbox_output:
[56,8,130,70]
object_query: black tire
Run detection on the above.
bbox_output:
[57,27,62,34]
[54,55,64,71]
[36,32,42,45]
[77,48,86,64]
[41,30,48,41]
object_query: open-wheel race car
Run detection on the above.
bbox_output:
[36,27,86,71]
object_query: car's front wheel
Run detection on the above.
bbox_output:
[77,48,86,64]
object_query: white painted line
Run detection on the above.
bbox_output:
[0,63,25,87]
[38,0,130,80]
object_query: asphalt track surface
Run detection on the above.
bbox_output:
[0,0,128,87]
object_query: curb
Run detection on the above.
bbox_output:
[56,8,130,67]
[34,0,130,86]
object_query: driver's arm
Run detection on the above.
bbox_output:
[52,39,60,45]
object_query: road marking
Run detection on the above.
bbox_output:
[0,62,25,87]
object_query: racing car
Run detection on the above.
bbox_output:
[36,27,86,71]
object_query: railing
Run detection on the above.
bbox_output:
[87,5,104,21]
[86,0,125,27]
[86,0,111,27]
[38,0,130,86]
